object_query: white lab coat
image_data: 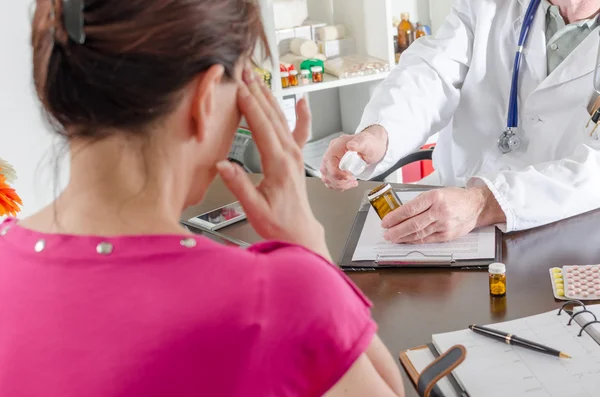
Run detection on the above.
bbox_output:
[357,0,600,232]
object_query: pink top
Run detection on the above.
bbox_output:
[0,218,376,397]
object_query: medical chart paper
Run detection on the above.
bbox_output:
[432,307,600,397]
[351,191,496,262]
[302,133,342,177]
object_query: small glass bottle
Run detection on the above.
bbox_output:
[289,70,299,87]
[300,69,311,85]
[367,183,403,220]
[489,263,507,297]
[415,22,427,39]
[281,71,290,89]
[397,13,414,54]
[311,66,323,83]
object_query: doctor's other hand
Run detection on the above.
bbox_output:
[320,125,388,191]
[381,186,506,244]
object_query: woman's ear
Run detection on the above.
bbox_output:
[190,64,226,142]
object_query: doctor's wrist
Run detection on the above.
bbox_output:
[471,186,507,228]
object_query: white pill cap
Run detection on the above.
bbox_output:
[489,263,506,274]
[339,151,367,176]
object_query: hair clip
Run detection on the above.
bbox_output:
[63,0,86,44]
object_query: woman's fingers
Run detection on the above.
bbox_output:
[237,80,282,161]
[216,160,268,217]
[293,98,311,149]
[259,77,291,137]
[243,67,289,145]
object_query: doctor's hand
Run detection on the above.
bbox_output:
[320,125,388,191]
[381,187,506,244]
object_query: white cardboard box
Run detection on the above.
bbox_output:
[275,28,296,55]
[302,20,328,41]
[318,38,356,59]
[273,0,308,30]
[276,26,318,55]
[294,25,312,41]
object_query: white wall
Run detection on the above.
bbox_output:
[0,2,68,218]
[428,0,454,33]
[391,0,431,27]
[391,0,455,33]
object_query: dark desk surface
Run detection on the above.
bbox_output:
[182,175,600,397]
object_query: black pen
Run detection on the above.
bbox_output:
[469,325,571,359]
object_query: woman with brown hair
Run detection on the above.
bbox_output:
[0,1,405,396]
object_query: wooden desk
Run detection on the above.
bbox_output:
[182,175,600,397]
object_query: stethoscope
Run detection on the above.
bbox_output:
[502,0,600,152]
[498,0,542,153]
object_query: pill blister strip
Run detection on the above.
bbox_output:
[550,265,600,301]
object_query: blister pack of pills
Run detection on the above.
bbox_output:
[549,265,600,301]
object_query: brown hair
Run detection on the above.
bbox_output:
[32,0,268,138]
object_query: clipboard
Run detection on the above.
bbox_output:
[338,187,503,269]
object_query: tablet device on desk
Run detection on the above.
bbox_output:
[188,201,246,231]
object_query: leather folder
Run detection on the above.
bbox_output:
[399,344,468,397]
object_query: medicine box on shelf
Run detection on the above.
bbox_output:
[302,20,328,41]
[275,26,313,55]
[318,38,356,59]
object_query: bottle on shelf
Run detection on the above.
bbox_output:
[289,70,299,87]
[281,71,290,89]
[300,69,311,86]
[415,22,427,39]
[311,66,323,83]
[397,12,414,54]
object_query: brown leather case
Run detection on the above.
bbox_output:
[399,344,467,397]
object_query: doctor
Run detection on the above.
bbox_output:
[320,0,600,244]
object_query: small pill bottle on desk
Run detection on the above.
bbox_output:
[367,183,403,220]
[311,66,324,83]
[489,263,507,297]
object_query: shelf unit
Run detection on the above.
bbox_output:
[260,0,395,99]
[280,71,391,96]
[244,0,402,181]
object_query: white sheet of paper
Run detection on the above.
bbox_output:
[352,191,496,262]
[302,133,342,177]
[282,96,297,132]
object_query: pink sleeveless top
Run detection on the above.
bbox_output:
[0,218,376,397]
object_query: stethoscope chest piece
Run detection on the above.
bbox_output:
[498,129,522,154]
